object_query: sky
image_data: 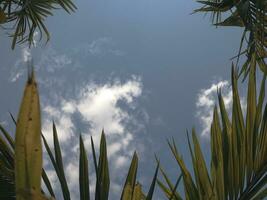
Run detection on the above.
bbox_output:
[0,0,246,199]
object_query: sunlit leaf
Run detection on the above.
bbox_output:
[15,71,42,199]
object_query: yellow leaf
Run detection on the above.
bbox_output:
[0,10,6,24]
[15,72,42,200]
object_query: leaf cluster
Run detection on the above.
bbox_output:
[158,66,267,199]
[0,0,76,49]
[0,122,159,199]
[195,0,267,79]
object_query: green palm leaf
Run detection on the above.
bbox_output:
[159,66,267,199]
[121,152,138,200]
[79,135,90,200]
[0,0,76,49]
[95,131,110,200]
[195,0,267,78]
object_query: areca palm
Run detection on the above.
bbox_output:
[158,65,267,199]
[0,0,76,49]
[0,72,159,200]
[195,0,267,79]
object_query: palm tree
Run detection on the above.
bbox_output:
[158,65,267,199]
[0,0,76,49]
[0,71,159,200]
[195,0,267,79]
[155,3,267,199]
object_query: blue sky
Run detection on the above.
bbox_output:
[0,0,245,199]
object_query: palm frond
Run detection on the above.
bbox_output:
[195,0,267,78]
[159,66,267,199]
[0,0,76,49]
[79,135,90,200]
[0,121,158,200]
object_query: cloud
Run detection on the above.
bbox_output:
[89,37,112,55]
[196,80,231,138]
[0,120,7,126]
[38,47,72,73]
[8,37,144,199]
[9,47,31,82]
[74,37,125,57]
[42,76,144,199]
[9,36,124,83]
[9,32,39,82]
[195,79,246,138]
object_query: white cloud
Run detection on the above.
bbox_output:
[0,120,7,126]
[89,37,111,55]
[196,81,229,107]
[75,37,125,57]
[9,37,124,83]
[76,77,142,137]
[115,156,130,168]
[9,36,124,84]
[42,76,144,199]
[66,161,80,199]
[9,37,143,199]
[9,31,39,82]
[196,79,246,138]
[38,47,72,73]
[9,47,31,82]
[196,80,231,138]
[9,41,71,83]
[22,47,32,63]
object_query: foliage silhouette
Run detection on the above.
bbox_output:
[0,0,76,49]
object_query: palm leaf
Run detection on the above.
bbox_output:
[121,152,138,200]
[146,162,159,200]
[15,71,43,199]
[79,135,90,200]
[0,0,76,49]
[95,131,110,200]
[42,124,70,200]
[0,73,159,200]
[159,66,267,199]
[195,0,267,78]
